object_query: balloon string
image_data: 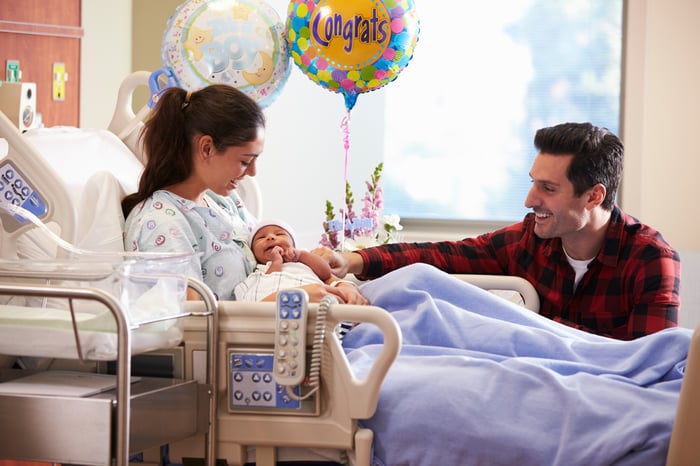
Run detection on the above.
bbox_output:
[340,111,352,252]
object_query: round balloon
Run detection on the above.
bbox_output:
[159,0,291,108]
[286,0,420,111]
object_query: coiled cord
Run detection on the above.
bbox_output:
[285,294,336,401]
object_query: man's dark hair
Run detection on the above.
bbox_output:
[534,122,623,210]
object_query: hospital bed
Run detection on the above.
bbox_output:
[105,72,541,466]
[1,70,696,466]
[0,73,404,466]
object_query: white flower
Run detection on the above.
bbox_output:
[342,235,381,251]
[381,214,403,231]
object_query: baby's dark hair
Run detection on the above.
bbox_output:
[122,84,265,217]
[534,122,623,210]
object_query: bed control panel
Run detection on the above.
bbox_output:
[0,160,47,232]
[227,349,319,415]
[273,288,308,386]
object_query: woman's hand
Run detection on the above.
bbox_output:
[329,281,369,305]
[262,282,368,305]
[302,282,368,305]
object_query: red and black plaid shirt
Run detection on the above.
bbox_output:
[357,206,680,340]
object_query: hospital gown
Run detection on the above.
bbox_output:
[123,189,256,300]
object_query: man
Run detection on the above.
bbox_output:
[319,122,680,340]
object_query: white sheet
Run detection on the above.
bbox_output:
[0,251,194,360]
[0,306,183,360]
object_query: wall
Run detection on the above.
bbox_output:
[621,0,700,250]
[79,2,131,129]
[130,0,182,106]
[79,0,700,328]
[621,0,700,328]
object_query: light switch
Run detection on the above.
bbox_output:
[52,62,67,101]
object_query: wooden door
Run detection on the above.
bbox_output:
[0,0,82,127]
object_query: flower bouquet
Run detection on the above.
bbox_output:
[320,163,403,251]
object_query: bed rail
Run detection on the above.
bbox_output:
[173,299,402,466]
[455,273,541,312]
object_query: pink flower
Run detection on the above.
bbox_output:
[319,162,401,251]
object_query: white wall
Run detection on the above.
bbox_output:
[80,2,132,129]
[621,0,700,328]
[80,0,700,327]
[621,0,700,250]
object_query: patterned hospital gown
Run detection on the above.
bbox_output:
[123,189,256,300]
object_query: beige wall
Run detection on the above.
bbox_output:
[80,2,132,129]
[130,0,183,107]
[621,0,700,251]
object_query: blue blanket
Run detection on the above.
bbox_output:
[343,263,691,466]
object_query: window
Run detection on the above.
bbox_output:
[382,1,623,223]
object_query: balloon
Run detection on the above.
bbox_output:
[286,0,420,111]
[158,0,291,108]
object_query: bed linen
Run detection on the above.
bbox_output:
[0,275,185,360]
[343,263,690,466]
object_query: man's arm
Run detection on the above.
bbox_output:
[627,247,681,339]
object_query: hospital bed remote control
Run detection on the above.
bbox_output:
[273,288,308,386]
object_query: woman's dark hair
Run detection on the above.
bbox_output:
[121,84,265,217]
[534,122,623,210]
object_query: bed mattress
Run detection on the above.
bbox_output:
[0,255,193,361]
[0,303,183,360]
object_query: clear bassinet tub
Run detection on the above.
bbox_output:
[0,252,195,360]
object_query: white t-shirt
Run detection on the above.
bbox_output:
[563,247,594,292]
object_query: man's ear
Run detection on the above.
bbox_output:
[587,183,607,208]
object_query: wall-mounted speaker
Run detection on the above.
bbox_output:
[0,82,39,132]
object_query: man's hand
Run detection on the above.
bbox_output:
[311,247,351,277]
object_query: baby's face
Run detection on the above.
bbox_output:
[251,225,294,262]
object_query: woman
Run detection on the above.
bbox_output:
[122,84,365,304]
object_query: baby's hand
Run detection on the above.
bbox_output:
[269,245,284,262]
[283,247,301,262]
